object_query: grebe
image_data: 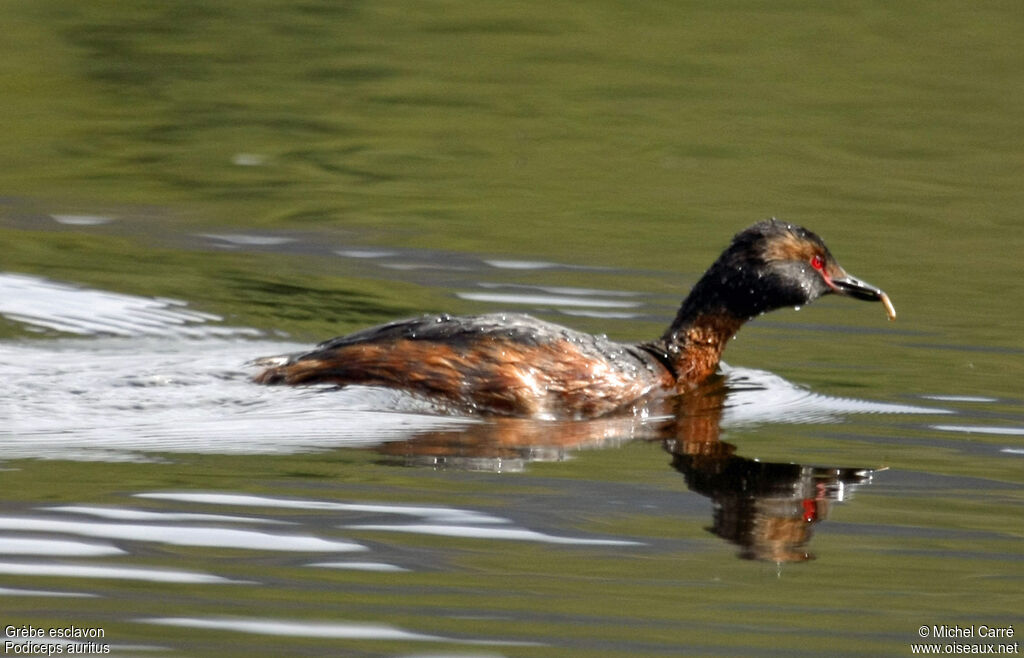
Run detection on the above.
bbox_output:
[254,219,895,418]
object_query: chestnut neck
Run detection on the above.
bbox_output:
[641,263,761,388]
[642,312,745,388]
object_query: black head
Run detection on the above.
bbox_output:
[674,218,894,325]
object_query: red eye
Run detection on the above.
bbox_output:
[810,255,825,271]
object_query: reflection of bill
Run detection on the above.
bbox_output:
[375,379,877,563]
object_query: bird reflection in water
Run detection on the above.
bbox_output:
[375,380,875,563]
[667,437,872,563]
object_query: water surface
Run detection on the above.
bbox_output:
[1,1,1022,655]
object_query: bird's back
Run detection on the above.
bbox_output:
[254,312,672,417]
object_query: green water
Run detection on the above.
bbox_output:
[1,1,1022,656]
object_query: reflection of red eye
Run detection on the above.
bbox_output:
[810,254,825,270]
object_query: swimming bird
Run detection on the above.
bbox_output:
[254,219,895,418]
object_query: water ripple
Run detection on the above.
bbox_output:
[0,562,249,584]
[0,517,365,552]
[138,491,639,547]
[142,616,539,645]
[1,272,947,464]
[721,365,948,426]
[345,523,642,546]
[0,537,124,557]
[0,273,256,338]
[136,492,509,525]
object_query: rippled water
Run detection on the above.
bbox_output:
[3,231,1021,654]
[3,1,1023,655]
[2,261,941,461]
